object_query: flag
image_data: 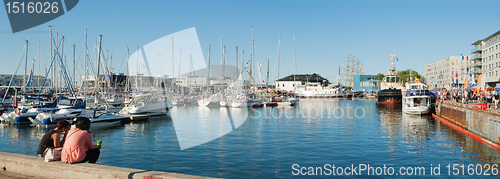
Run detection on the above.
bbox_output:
[396,57,399,61]
[25,70,33,87]
[462,56,464,60]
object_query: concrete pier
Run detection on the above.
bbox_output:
[435,100,500,144]
[0,152,214,179]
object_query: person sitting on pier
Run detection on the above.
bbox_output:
[36,120,70,157]
[61,117,100,164]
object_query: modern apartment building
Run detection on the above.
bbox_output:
[471,30,500,87]
[422,56,473,90]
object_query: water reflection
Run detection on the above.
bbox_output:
[171,105,249,150]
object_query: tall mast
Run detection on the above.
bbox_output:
[136,46,139,92]
[126,46,129,92]
[207,44,211,79]
[95,35,102,103]
[219,37,224,76]
[172,37,174,78]
[251,27,254,92]
[171,38,174,92]
[266,58,269,91]
[38,41,40,91]
[178,49,181,77]
[73,44,75,88]
[277,30,281,88]
[293,34,296,90]
[235,46,238,78]
[49,26,52,89]
[23,40,28,93]
[84,29,87,99]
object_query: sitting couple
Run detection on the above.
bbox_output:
[37,117,101,164]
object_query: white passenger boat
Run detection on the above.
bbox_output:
[402,81,432,115]
[118,94,168,116]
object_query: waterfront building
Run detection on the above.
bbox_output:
[0,74,50,88]
[275,73,328,92]
[352,75,380,92]
[422,55,473,90]
[471,30,500,87]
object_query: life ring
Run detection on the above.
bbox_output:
[14,108,20,115]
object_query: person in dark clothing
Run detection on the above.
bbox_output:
[37,120,70,156]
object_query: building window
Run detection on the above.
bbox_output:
[283,84,284,87]
[497,71,498,76]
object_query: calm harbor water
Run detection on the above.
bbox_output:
[1,99,500,178]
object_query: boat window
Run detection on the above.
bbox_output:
[149,96,159,103]
[396,77,400,82]
[421,98,428,106]
[59,99,71,105]
[390,77,395,83]
[95,110,108,118]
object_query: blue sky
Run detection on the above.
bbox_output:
[0,0,499,84]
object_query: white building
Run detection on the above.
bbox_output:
[275,74,329,92]
[423,55,473,90]
[471,30,500,87]
[0,74,50,87]
[175,76,209,87]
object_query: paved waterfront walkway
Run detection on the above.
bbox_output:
[0,152,214,179]
[0,171,49,179]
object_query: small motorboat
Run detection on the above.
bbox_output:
[78,109,126,129]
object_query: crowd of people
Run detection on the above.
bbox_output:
[37,117,101,164]
[437,89,500,108]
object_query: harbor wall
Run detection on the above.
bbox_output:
[436,100,500,144]
[0,152,213,179]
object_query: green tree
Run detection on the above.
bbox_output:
[376,73,385,81]
[397,69,424,86]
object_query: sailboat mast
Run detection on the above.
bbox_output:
[126,46,129,92]
[24,40,28,93]
[95,35,102,103]
[235,46,238,78]
[49,26,52,89]
[266,58,269,91]
[172,37,174,78]
[73,44,75,88]
[277,30,281,88]
[293,34,296,91]
[251,27,254,92]
[207,44,211,79]
[84,29,87,100]
[136,46,139,92]
[38,41,40,91]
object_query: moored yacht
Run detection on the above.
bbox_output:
[402,80,432,115]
